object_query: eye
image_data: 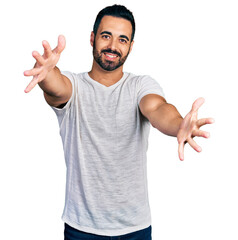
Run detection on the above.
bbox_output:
[102,35,110,39]
[120,39,127,44]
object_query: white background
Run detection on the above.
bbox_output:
[0,0,237,239]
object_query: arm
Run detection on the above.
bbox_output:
[139,94,183,137]
[139,94,214,161]
[24,35,72,107]
[39,66,72,107]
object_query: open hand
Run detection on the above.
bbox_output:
[177,97,215,161]
[24,35,66,93]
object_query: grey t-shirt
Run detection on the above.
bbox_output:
[51,71,164,236]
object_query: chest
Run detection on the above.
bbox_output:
[77,84,140,135]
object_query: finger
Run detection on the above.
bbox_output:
[32,51,45,65]
[52,35,66,55]
[187,137,202,152]
[193,130,210,138]
[42,40,52,58]
[197,118,215,127]
[23,67,42,77]
[178,141,185,161]
[191,97,205,112]
[24,76,39,93]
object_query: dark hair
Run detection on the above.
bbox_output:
[93,4,135,42]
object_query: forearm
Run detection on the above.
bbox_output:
[148,103,183,137]
[38,66,65,97]
[38,66,72,107]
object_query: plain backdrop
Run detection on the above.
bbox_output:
[1,0,237,239]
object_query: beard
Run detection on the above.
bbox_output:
[93,40,130,71]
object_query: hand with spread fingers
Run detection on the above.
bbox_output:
[23,35,66,93]
[177,97,215,161]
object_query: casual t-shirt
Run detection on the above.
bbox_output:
[51,71,165,236]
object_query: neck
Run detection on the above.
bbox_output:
[88,60,124,86]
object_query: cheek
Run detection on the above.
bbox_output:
[122,46,131,56]
[95,39,108,50]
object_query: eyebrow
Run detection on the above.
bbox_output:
[100,31,130,42]
[120,35,130,42]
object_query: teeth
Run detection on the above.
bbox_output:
[105,53,117,58]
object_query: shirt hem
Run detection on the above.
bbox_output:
[62,216,151,237]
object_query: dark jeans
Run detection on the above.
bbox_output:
[64,223,152,240]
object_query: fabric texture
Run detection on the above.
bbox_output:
[51,71,164,236]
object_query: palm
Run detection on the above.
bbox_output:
[177,98,214,161]
[24,35,66,93]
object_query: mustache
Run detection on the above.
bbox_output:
[101,49,121,58]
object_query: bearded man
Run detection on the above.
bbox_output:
[24,4,214,240]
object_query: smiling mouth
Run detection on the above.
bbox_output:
[104,52,119,60]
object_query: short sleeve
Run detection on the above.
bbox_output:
[50,70,76,123]
[137,75,165,105]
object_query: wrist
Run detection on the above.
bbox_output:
[174,116,184,136]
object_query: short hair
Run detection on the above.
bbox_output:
[93,4,136,42]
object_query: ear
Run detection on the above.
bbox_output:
[129,40,134,53]
[90,31,95,47]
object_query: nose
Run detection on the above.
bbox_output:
[107,37,118,51]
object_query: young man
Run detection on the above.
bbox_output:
[24,4,214,240]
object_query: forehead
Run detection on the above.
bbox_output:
[98,16,132,38]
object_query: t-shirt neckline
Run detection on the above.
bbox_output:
[84,72,129,90]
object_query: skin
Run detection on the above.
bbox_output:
[88,16,134,86]
[23,15,214,161]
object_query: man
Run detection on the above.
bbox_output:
[24,4,214,240]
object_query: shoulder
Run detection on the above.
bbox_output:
[126,72,159,84]
[60,71,86,87]
[125,72,156,85]
[125,72,163,90]
[61,70,83,79]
